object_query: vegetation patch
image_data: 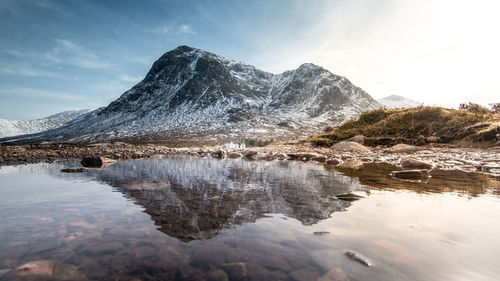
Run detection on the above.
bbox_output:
[308,105,500,147]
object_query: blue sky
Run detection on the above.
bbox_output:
[1,0,499,120]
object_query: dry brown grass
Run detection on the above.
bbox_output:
[308,106,500,147]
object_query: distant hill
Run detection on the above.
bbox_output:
[1,45,381,143]
[0,110,90,138]
[377,95,422,108]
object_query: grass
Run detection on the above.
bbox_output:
[307,106,500,147]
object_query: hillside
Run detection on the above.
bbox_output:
[1,46,380,144]
[308,106,500,147]
[377,95,422,108]
[0,110,90,138]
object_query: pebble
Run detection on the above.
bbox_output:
[344,251,372,267]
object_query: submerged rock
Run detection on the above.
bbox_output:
[222,262,247,280]
[318,267,350,281]
[390,169,430,181]
[344,251,372,267]
[60,168,86,173]
[16,260,56,276]
[400,157,433,170]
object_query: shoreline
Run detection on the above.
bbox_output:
[1,142,499,178]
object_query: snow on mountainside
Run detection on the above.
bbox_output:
[377,95,422,109]
[0,110,90,138]
[1,46,381,143]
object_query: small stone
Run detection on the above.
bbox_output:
[325,158,341,165]
[400,157,433,170]
[426,136,438,143]
[340,159,364,169]
[390,169,430,181]
[344,251,371,267]
[311,156,327,163]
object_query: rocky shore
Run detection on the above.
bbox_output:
[1,141,500,178]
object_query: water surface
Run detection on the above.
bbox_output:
[0,158,499,281]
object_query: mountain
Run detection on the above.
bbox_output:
[2,46,381,143]
[0,110,90,138]
[377,95,422,109]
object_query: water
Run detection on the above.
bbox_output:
[0,157,499,281]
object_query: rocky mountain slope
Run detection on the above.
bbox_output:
[0,110,90,138]
[2,46,380,143]
[377,95,422,109]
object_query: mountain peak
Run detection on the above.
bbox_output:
[2,46,381,143]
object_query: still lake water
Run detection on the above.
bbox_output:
[0,157,499,281]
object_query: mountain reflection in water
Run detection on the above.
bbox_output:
[92,158,367,242]
[1,158,500,281]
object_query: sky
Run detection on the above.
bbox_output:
[0,0,499,120]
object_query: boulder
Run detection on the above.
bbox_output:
[331,141,370,153]
[81,156,115,168]
[227,152,242,159]
[287,153,301,160]
[346,135,366,145]
[400,157,433,170]
[390,169,430,180]
[243,150,258,157]
[384,144,425,153]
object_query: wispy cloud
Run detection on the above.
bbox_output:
[45,39,112,69]
[118,74,143,83]
[0,87,88,101]
[178,24,197,35]
[0,64,59,77]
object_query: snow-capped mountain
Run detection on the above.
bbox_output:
[377,95,422,109]
[2,46,380,143]
[0,110,90,138]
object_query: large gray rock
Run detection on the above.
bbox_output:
[384,144,425,153]
[331,141,370,153]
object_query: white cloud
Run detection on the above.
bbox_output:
[178,24,197,35]
[252,0,500,108]
[118,74,143,83]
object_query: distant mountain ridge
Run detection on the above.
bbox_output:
[2,46,381,143]
[0,110,90,138]
[377,95,422,109]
